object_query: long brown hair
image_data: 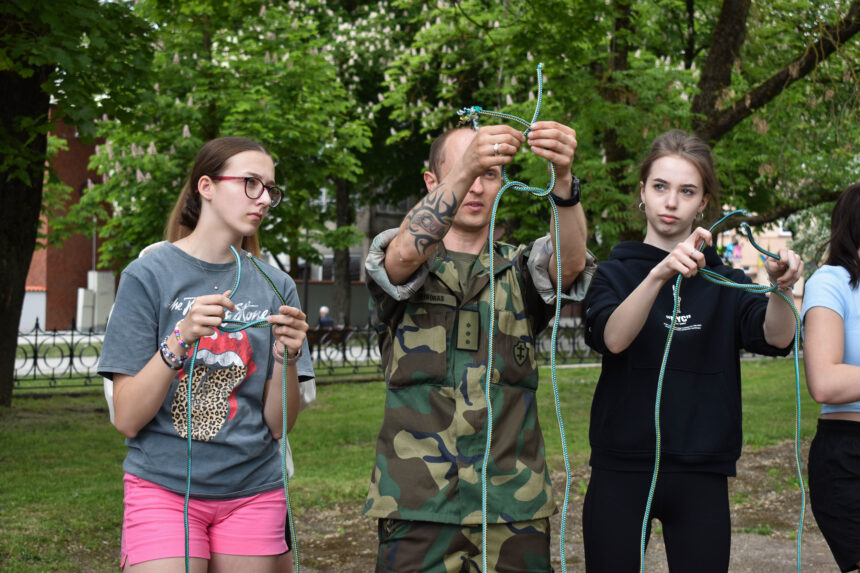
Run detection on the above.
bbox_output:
[825,183,860,288]
[639,130,720,199]
[164,137,271,256]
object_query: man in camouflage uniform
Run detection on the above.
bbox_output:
[365,120,595,572]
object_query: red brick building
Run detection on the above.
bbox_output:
[21,117,103,331]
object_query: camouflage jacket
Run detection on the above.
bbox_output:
[364,229,596,525]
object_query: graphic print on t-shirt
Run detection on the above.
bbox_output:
[171,329,258,441]
[663,283,702,332]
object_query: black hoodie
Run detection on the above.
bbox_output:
[584,241,792,475]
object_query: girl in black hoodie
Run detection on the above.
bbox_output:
[582,130,803,571]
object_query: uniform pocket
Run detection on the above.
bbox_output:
[493,309,538,390]
[385,304,450,388]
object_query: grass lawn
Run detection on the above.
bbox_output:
[0,358,818,571]
[0,395,126,572]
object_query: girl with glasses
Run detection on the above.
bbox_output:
[99,136,314,572]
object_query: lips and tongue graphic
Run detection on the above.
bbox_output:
[171,329,258,440]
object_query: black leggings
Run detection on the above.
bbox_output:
[582,467,730,572]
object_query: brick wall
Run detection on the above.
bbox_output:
[24,115,103,330]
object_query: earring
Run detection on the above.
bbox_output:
[638,201,646,212]
[697,211,704,221]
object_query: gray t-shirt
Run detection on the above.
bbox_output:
[99,243,315,499]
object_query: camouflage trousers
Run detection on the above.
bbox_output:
[374,517,553,573]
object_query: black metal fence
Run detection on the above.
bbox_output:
[15,320,106,392]
[14,321,600,392]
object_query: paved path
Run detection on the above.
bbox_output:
[642,531,835,571]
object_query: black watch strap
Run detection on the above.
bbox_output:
[549,175,581,207]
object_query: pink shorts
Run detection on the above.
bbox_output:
[121,473,288,567]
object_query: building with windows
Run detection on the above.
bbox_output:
[716,220,804,306]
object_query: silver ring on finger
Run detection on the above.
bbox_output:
[493,142,500,156]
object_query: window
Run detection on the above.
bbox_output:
[322,254,362,282]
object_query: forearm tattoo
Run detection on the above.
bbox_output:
[405,184,458,255]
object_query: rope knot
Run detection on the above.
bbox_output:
[457,106,483,129]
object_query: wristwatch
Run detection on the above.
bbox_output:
[549,175,581,207]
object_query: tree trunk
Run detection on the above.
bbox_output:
[683,0,697,69]
[691,0,751,143]
[0,68,51,407]
[601,0,632,174]
[333,179,352,327]
[694,0,860,144]
[200,15,219,142]
[598,1,640,242]
[690,0,860,223]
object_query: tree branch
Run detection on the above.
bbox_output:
[684,0,697,70]
[691,0,751,136]
[714,188,843,230]
[697,0,860,143]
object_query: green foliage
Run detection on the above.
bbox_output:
[787,200,836,277]
[18,0,860,271]
[0,0,152,184]
[373,0,860,257]
[49,0,371,270]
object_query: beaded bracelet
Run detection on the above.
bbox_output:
[173,320,190,350]
[273,342,302,365]
[159,345,182,370]
[160,335,187,369]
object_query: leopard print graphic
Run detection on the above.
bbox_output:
[171,363,248,441]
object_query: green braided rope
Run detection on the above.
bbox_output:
[638,211,805,572]
[739,222,782,260]
[246,254,301,572]
[460,63,573,573]
[693,268,806,568]
[183,246,298,572]
[638,272,680,571]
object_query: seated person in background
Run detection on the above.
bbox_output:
[317,305,334,328]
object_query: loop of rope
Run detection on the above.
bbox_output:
[459,63,573,573]
[182,246,299,573]
[458,63,556,199]
[639,210,805,572]
[739,222,783,261]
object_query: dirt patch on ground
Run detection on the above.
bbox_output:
[294,439,836,571]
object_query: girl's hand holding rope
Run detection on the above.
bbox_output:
[651,227,713,283]
[761,246,803,350]
[267,305,309,360]
[178,290,236,347]
[765,248,803,291]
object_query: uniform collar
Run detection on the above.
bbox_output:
[430,241,515,301]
